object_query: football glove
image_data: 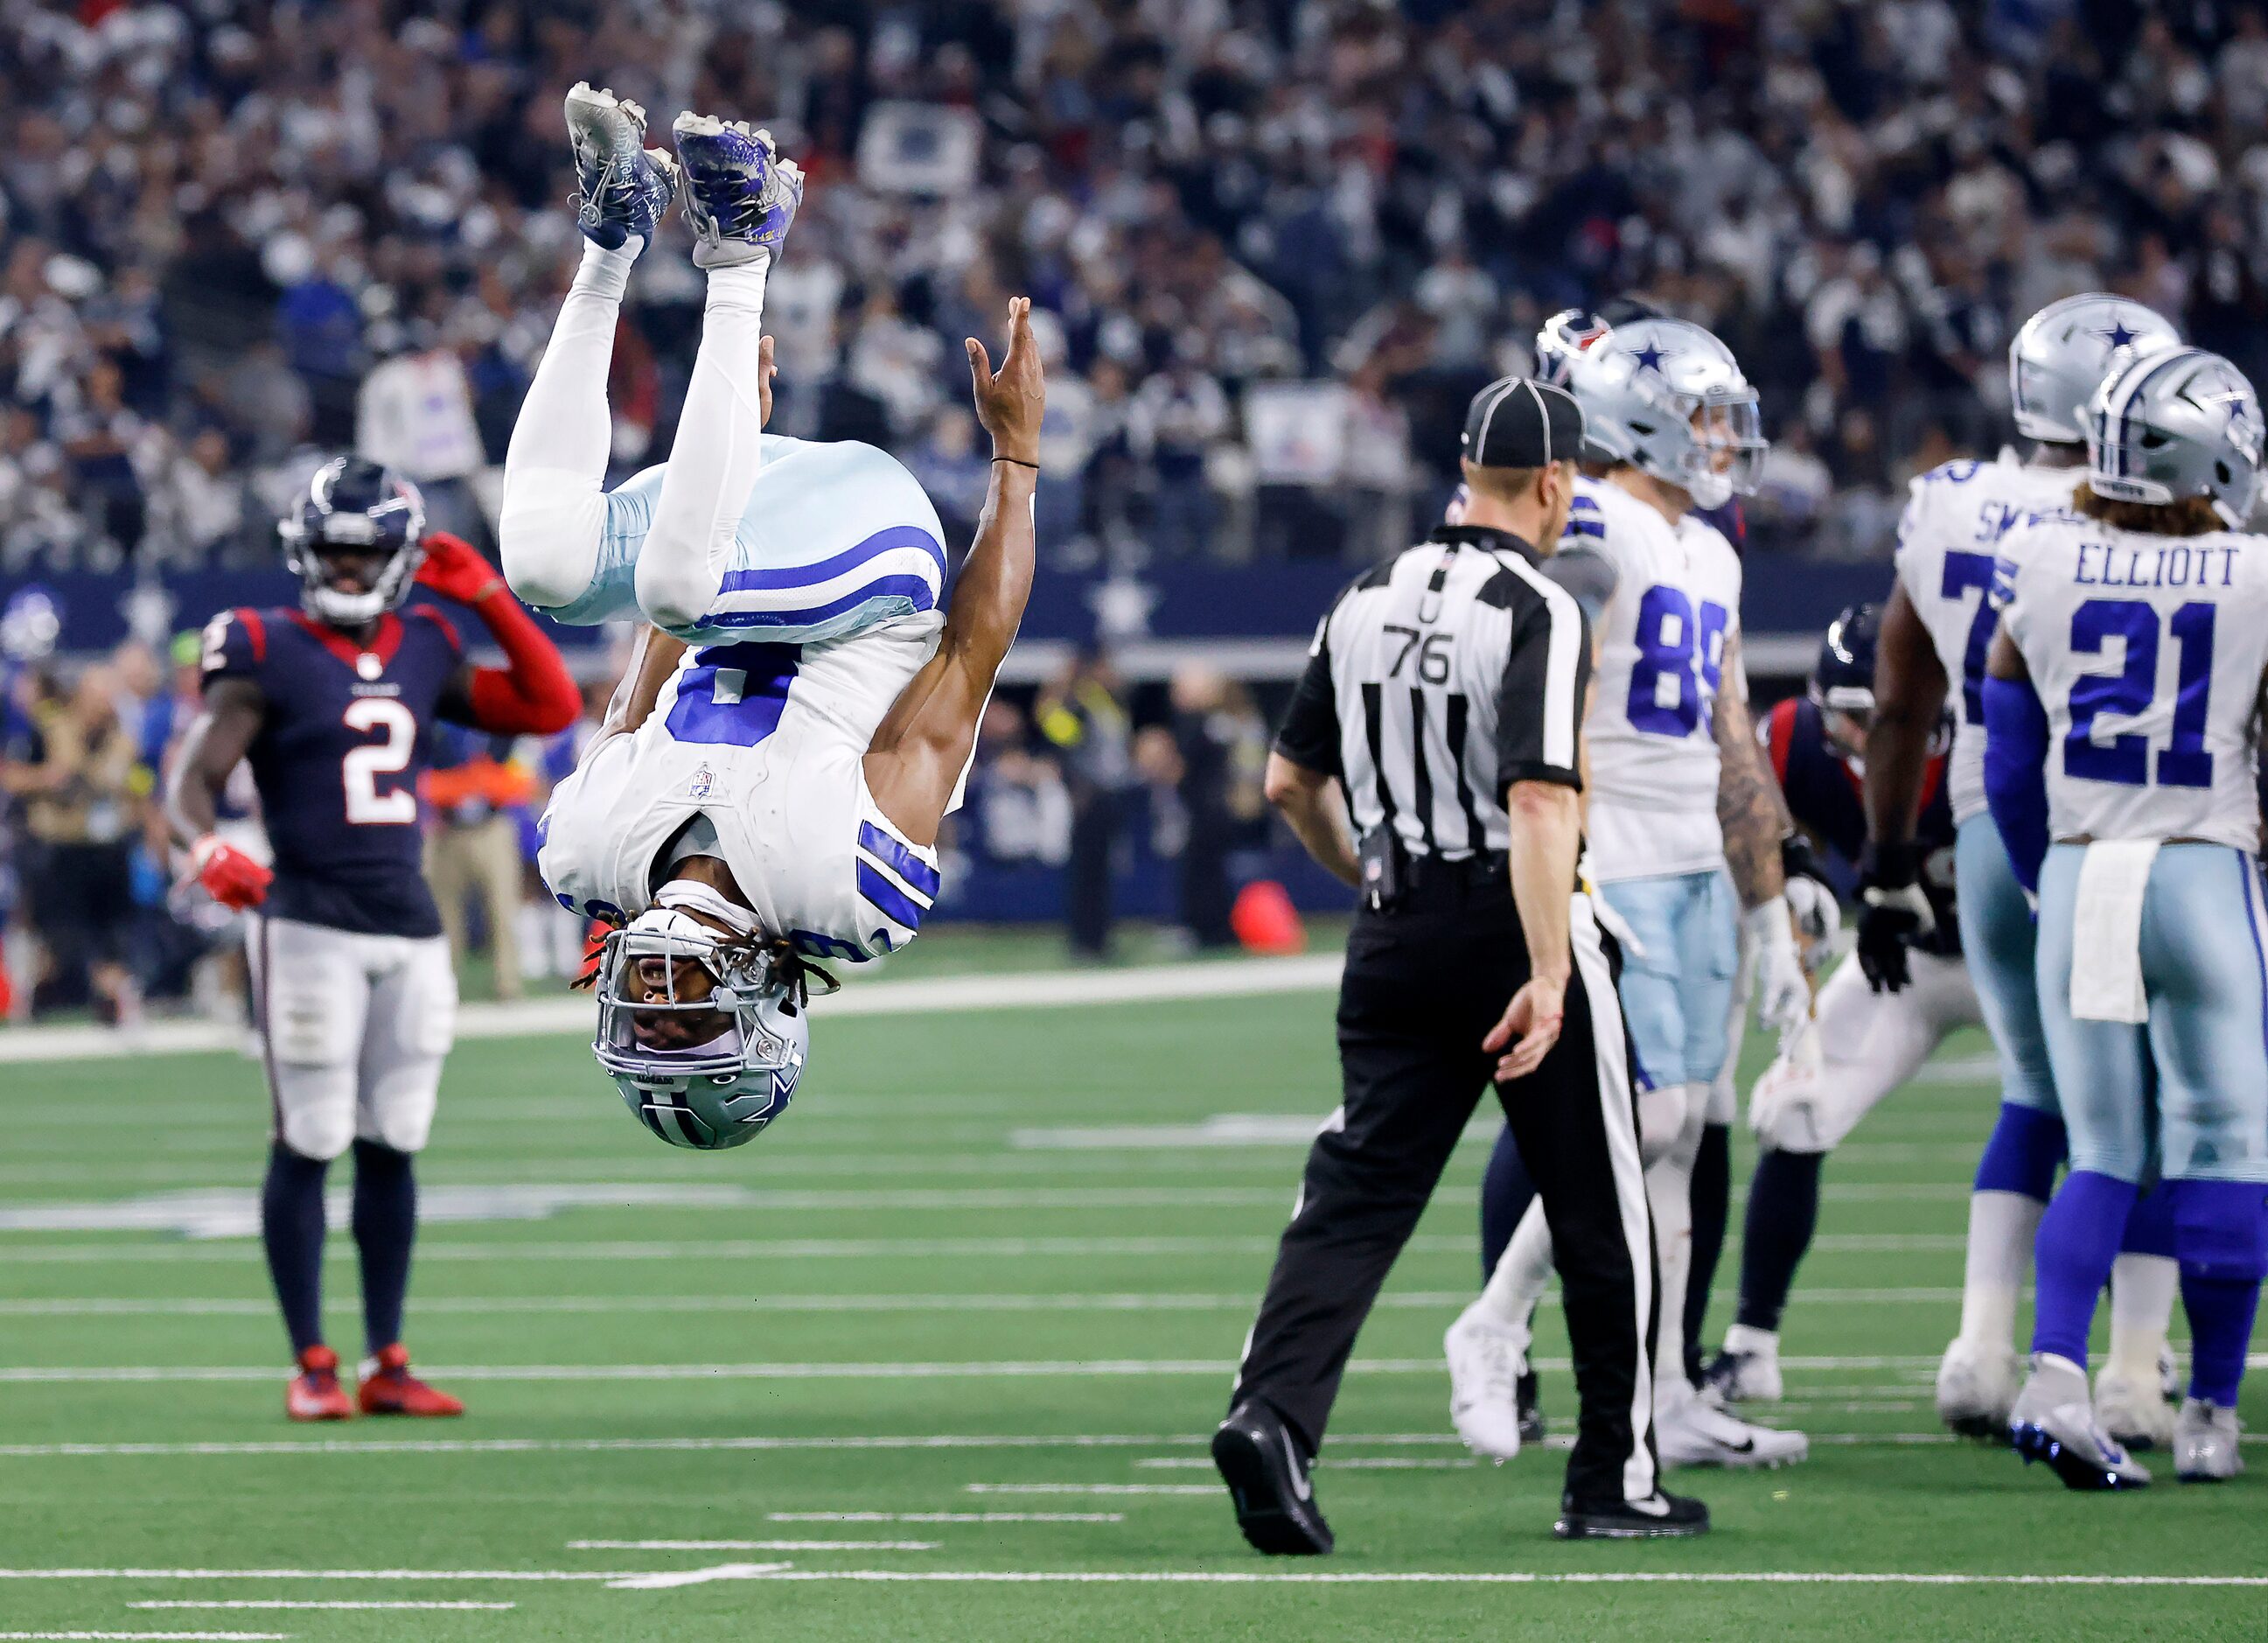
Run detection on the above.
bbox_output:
[413,531,506,605]
[1747,896,1811,1035]
[188,834,271,910]
[1855,840,1934,995]
[1780,833,1840,950]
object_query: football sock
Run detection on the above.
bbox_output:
[1734,1148,1822,1334]
[260,1143,330,1357]
[1684,1121,1731,1377]
[1473,1196,1554,1334]
[2104,1185,2179,1385]
[2029,1171,2136,1369]
[350,1140,417,1354]
[2170,1178,2268,1406]
[573,235,640,299]
[1478,1127,1536,1279]
[1643,1085,1706,1395]
[1955,1102,2063,1348]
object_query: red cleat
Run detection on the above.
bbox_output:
[358,1343,464,1417]
[286,1345,354,1422]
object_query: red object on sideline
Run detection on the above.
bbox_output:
[1232,880,1306,954]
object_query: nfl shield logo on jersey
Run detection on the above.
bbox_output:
[687,762,715,800]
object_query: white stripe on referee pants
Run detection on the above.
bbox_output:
[1569,891,1657,1503]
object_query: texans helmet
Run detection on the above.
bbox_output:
[1812,603,1879,719]
[278,457,427,627]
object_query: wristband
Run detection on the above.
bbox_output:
[993,454,1040,472]
[1857,837,1919,889]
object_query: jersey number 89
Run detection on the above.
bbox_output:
[1628,584,1730,738]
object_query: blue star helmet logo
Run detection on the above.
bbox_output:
[2092,319,2139,351]
[1629,341,1671,376]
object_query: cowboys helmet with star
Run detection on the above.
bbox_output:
[1534,307,1768,509]
[2008,292,2180,446]
[2084,345,2265,526]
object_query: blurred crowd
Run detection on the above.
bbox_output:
[0,603,1274,1022]
[7,0,2268,575]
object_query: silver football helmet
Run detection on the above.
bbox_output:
[590,906,819,1150]
[2009,293,2179,445]
[1535,310,1766,508]
[2085,346,2265,527]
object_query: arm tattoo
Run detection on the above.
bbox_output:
[1713,634,1790,910]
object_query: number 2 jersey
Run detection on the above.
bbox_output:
[1994,513,2268,853]
[1893,454,2083,825]
[536,612,946,966]
[1567,474,1744,881]
[202,605,466,937]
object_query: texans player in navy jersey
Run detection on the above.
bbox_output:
[166,458,579,1421]
[1697,606,1970,1405]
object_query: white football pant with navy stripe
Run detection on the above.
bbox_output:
[500,247,946,647]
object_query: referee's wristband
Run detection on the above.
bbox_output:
[992,454,1040,472]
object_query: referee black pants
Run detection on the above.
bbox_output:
[1229,871,1661,1507]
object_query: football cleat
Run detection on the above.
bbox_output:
[566,82,679,251]
[1702,1324,1783,1404]
[1211,1401,1332,1556]
[1554,1488,1710,1541]
[1936,1335,2021,1442]
[358,1344,464,1418]
[1445,1306,1529,1463]
[2173,1398,2244,1483]
[672,114,804,269]
[2094,1366,2176,1451]
[2008,1354,2151,1491]
[1656,1381,1809,1469]
[285,1345,353,1423]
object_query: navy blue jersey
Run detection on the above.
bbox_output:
[201,605,465,937]
[1763,695,1961,955]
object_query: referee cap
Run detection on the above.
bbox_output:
[1462,376,1585,469]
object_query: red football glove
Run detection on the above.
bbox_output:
[414,531,506,606]
[188,835,273,911]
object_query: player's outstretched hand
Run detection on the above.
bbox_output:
[967,296,1045,467]
[187,834,272,911]
[1484,976,1566,1084]
[415,531,506,605]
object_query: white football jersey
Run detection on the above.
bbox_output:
[1569,475,1745,879]
[538,612,946,964]
[1893,455,2083,823]
[1996,515,2268,853]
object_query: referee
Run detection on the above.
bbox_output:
[1211,377,1706,1549]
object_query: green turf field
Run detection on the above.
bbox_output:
[1,939,2264,1641]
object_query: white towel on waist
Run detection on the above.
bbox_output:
[2069,839,2160,1024]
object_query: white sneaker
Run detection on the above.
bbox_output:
[1701,1324,1783,1404]
[2094,1366,2176,1451]
[2174,1397,2243,1482]
[1936,1336,2021,1442]
[2008,1354,2152,1491]
[1656,1382,1809,1469]
[1444,1304,1527,1463]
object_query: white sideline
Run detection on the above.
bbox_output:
[0,954,1344,1066]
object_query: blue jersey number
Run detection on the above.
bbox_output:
[1627,585,1729,737]
[1939,550,1999,724]
[665,642,799,747]
[2064,598,2216,789]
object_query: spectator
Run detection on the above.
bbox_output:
[1037,650,1134,961]
[422,725,536,1002]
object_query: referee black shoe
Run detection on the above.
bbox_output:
[1212,1401,1334,1556]
[1553,1488,1710,1541]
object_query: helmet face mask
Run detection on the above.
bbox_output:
[280,457,426,627]
[1537,310,1767,509]
[590,917,814,1150]
[2084,347,2265,528]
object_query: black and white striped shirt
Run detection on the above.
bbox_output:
[1274,525,1591,860]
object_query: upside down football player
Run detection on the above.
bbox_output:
[499,88,1042,1147]
[168,460,581,1420]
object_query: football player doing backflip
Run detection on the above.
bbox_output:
[499,87,1042,1149]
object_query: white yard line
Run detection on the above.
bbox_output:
[602,1563,793,1590]
[0,1633,292,1641]
[0,1287,1969,1318]
[965,1485,1222,1496]
[568,1540,938,1553]
[766,1514,1121,1524]
[0,955,1345,1067]
[132,1604,513,1612]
